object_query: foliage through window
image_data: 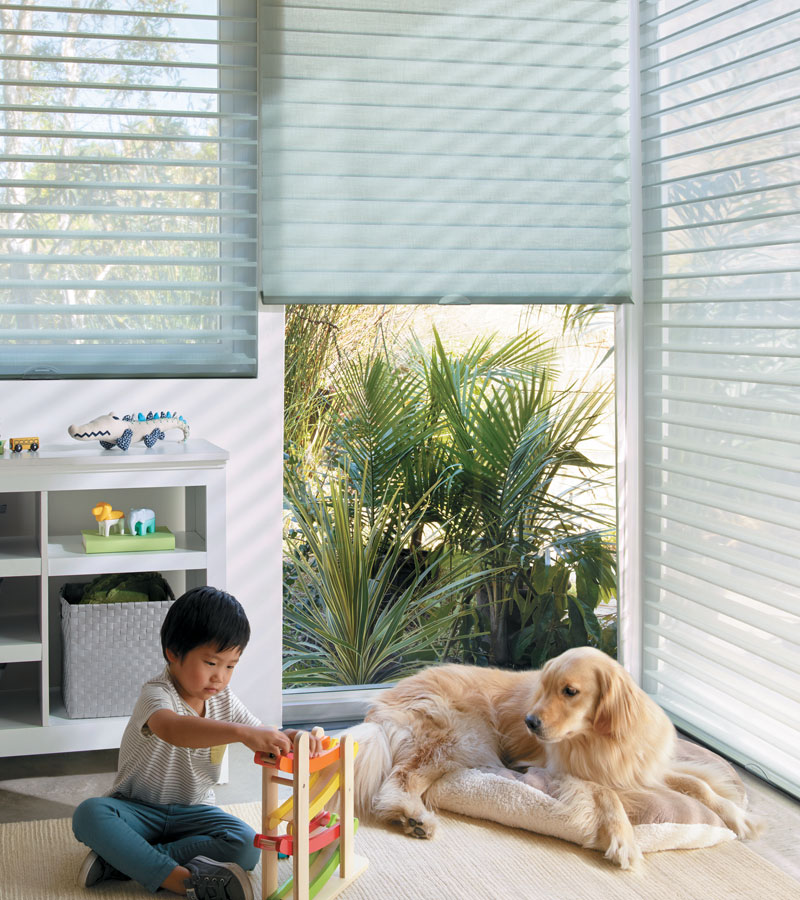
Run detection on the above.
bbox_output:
[282,306,617,687]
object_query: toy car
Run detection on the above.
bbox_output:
[10,436,40,453]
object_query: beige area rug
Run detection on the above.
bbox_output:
[2,802,797,900]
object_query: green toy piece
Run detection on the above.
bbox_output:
[270,816,361,900]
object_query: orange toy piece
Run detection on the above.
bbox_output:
[255,735,341,774]
[255,730,368,900]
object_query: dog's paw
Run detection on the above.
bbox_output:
[519,768,553,793]
[604,835,643,870]
[399,811,437,839]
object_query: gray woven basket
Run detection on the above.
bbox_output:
[60,595,174,718]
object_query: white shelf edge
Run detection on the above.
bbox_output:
[0,690,129,755]
[0,536,42,577]
[0,439,228,469]
[48,691,130,729]
[0,614,43,663]
[47,530,207,576]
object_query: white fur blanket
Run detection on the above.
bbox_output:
[427,741,745,853]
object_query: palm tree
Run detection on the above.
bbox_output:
[421,331,615,666]
[284,325,617,682]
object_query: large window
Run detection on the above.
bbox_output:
[267,2,630,709]
[0,0,259,378]
[282,304,618,704]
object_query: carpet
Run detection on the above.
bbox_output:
[2,802,797,900]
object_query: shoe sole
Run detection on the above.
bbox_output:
[77,851,100,888]
[191,856,254,900]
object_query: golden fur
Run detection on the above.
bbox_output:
[351,646,760,868]
[351,663,545,840]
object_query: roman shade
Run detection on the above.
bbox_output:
[260,0,632,304]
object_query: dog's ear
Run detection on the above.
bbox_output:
[593,664,643,736]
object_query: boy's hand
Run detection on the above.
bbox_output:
[283,726,325,757]
[240,725,293,758]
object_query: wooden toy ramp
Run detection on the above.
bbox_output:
[254,731,368,900]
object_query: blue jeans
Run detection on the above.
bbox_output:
[72,795,261,894]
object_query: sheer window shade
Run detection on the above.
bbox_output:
[0,0,259,378]
[640,0,800,797]
[260,0,632,304]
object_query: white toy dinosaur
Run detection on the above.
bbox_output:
[68,411,189,450]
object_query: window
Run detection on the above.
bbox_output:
[0,0,258,378]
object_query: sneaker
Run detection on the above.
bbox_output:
[184,856,254,900]
[76,850,129,888]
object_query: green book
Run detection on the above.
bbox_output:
[82,526,176,554]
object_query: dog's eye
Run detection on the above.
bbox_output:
[562,686,579,697]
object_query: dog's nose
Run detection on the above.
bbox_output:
[525,714,541,733]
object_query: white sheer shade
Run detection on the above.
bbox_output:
[0,1,259,378]
[640,0,800,798]
[260,0,632,304]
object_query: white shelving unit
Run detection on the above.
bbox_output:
[0,439,228,757]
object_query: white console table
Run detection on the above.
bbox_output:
[0,439,228,757]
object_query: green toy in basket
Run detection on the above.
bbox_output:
[64,573,175,605]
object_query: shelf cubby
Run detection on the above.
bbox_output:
[0,538,41,577]
[0,439,228,757]
[0,613,42,664]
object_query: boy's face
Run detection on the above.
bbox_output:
[165,642,241,712]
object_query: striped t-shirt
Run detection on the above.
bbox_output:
[110,666,261,806]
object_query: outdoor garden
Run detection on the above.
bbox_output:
[282,305,618,688]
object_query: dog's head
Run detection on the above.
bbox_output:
[525,646,644,742]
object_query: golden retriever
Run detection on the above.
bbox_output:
[527,646,761,866]
[351,646,760,868]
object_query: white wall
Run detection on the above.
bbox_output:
[0,307,285,725]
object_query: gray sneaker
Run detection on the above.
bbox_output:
[184,856,254,900]
[76,850,129,888]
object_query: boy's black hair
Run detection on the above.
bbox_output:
[160,586,250,661]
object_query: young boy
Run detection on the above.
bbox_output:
[72,586,322,900]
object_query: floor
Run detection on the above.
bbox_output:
[1,730,799,887]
